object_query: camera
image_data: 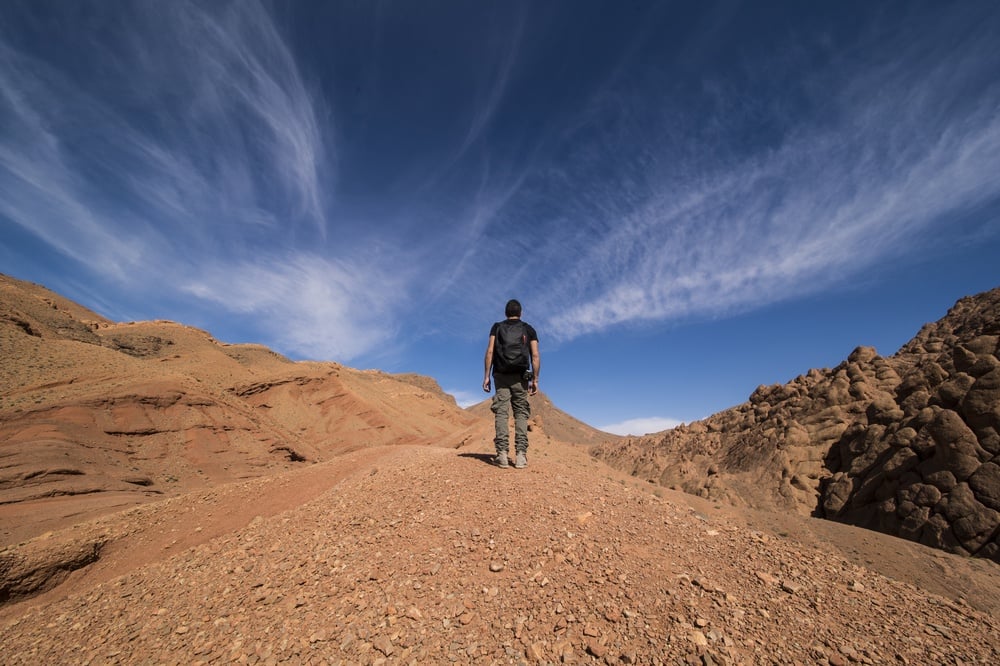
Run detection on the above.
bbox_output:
[522,370,534,382]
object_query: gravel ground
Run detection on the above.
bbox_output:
[2,443,998,665]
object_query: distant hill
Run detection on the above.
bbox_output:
[0,273,483,544]
[592,286,1000,561]
[0,273,613,550]
[467,390,618,447]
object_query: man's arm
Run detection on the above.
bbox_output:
[482,335,495,392]
[529,339,540,395]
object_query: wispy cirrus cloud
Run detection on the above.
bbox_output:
[535,6,1000,341]
[0,42,150,278]
[183,253,405,361]
[2,2,997,373]
[0,0,329,281]
[0,1,384,358]
[454,7,525,162]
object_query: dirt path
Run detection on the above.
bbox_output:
[2,440,998,664]
[0,446,400,617]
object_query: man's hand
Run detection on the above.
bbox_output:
[529,379,538,396]
[483,377,491,393]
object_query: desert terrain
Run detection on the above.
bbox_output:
[594,287,1000,563]
[2,274,999,664]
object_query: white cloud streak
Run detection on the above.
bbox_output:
[0,43,149,278]
[455,8,524,160]
[538,8,1000,341]
[599,416,684,437]
[446,389,483,409]
[0,0,329,279]
[183,253,404,361]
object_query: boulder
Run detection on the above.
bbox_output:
[882,448,919,480]
[959,368,1000,454]
[968,462,1000,511]
[930,373,975,410]
[822,473,853,516]
[916,411,984,482]
[924,470,958,493]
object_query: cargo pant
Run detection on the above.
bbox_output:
[491,371,530,454]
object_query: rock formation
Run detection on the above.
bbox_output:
[593,287,1000,560]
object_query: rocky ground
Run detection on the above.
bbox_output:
[2,439,998,665]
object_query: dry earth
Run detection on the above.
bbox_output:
[2,274,1000,663]
[2,439,999,665]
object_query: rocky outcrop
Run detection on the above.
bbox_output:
[593,288,1000,560]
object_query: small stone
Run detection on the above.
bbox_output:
[690,630,708,646]
[405,606,422,620]
[586,638,607,658]
[489,562,505,572]
[928,624,953,639]
[373,636,394,656]
[755,571,777,586]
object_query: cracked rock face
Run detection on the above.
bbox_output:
[594,287,1000,560]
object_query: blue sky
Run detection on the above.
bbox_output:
[2,1,999,435]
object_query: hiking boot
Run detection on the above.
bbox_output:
[495,451,510,468]
[515,451,527,469]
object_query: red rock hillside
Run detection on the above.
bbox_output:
[593,287,1000,561]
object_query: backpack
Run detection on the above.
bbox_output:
[494,320,529,374]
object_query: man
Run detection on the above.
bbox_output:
[482,299,540,469]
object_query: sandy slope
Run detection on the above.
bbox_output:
[2,438,998,665]
[1,273,481,548]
